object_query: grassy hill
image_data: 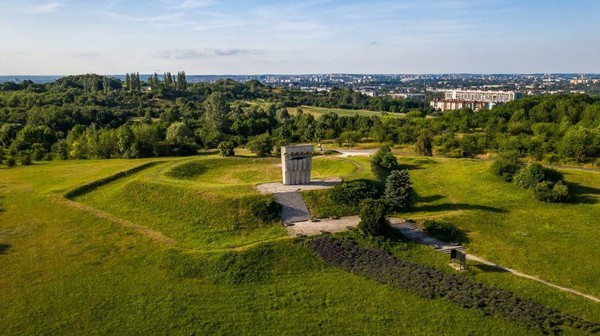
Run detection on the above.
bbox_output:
[1,155,599,335]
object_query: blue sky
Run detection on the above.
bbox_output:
[0,0,599,75]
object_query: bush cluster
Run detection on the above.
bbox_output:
[492,155,571,203]
[307,237,599,335]
[329,180,379,206]
[490,151,524,182]
[423,220,458,242]
[217,141,235,157]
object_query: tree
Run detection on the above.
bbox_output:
[203,92,229,134]
[166,122,193,145]
[176,71,187,91]
[247,133,272,157]
[384,169,412,212]
[371,145,400,182]
[117,125,136,158]
[558,127,600,162]
[490,151,524,182]
[164,72,173,88]
[218,141,235,157]
[415,133,433,156]
[357,199,388,237]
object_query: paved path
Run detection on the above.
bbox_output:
[275,192,312,224]
[256,179,343,224]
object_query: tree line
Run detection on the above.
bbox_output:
[0,74,599,166]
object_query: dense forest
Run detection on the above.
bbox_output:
[0,74,598,166]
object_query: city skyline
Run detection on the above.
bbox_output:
[1,0,599,75]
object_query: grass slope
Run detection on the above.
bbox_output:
[1,156,599,335]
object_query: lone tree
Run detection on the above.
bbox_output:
[357,199,388,237]
[371,145,400,183]
[415,133,433,156]
[384,170,412,212]
[218,141,235,157]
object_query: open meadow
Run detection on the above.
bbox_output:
[1,153,599,335]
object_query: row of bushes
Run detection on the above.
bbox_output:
[307,237,599,334]
[491,152,571,202]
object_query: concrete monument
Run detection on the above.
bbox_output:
[281,145,313,185]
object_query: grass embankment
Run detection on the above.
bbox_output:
[1,156,599,334]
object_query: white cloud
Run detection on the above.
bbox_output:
[154,48,260,59]
[161,0,217,9]
[105,12,184,23]
[27,1,64,14]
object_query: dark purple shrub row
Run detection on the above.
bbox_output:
[307,237,599,335]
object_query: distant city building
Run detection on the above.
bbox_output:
[444,90,520,103]
[429,99,487,112]
[431,89,521,112]
[388,93,426,100]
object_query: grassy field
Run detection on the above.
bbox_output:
[305,155,600,298]
[287,105,406,119]
[1,154,599,335]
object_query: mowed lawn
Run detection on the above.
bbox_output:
[1,156,599,335]
[400,157,600,298]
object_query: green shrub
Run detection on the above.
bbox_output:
[534,181,570,203]
[217,141,235,157]
[6,157,16,167]
[384,170,412,212]
[329,180,379,206]
[371,145,400,182]
[248,196,281,221]
[247,133,272,157]
[490,151,524,182]
[423,220,458,242]
[20,153,32,166]
[415,133,433,156]
[513,163,546,189]
[357,199,389,237]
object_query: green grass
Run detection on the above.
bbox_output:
[288,105,406,119]
[306,155,600,298]
[1,155,600,335]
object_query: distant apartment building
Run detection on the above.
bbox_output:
[444,90,520,103]
[429,99,487,112]
[430,89,520,112]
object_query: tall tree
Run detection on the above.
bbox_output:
[203,92,229,133]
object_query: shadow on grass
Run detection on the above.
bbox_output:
[412,203,508,214]
[566,181,600,205]
[196,150,220,156]
[414,193,446,203]
[399,163,424,171]
[473,263,509,273]
[0,244,10,254]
